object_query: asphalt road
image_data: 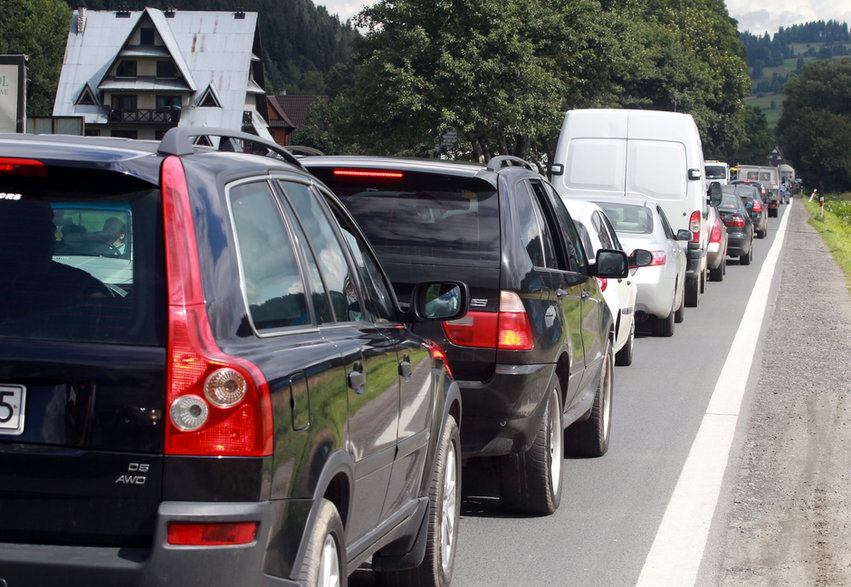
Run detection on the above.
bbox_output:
[353,197,851,586]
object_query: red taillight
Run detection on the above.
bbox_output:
[752,199,763,212]
[167,522,258,546]
[442,291,534,351]
[429,342,454,379]
[689,210,701,242]
[648,251,667,266]
[0,157,47,177]
[161,156,273,457]
[332,168,404,179]
[723,215,746,227]
[710,219,723,243]
[596,277,608,292]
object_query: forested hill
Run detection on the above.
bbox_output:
[741,20,850,73]
[62,0,357,93]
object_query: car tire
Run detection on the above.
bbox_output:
[651,309,675,337]
[757,228,767,239]
[615,321,635,366]
[699,268,706,294]
[674,289,685,324]
[498,385,563,516]
[740,246,752,266]
[709,259,727,281]
[376,416,461,587]
[297,499,346,587]
[566,341,613,457]
[684,275,699,308]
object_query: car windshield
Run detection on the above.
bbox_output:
[593,202,654,234]
[0,175,164,345]
[705,165,726,179]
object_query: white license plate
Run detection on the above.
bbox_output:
[0,384,26,435]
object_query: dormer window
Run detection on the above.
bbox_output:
[140,27,155,45]
[116,60,137,77]
[157,61,178,78]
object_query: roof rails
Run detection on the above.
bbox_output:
[158,127,303,169]
[486,155,534,172]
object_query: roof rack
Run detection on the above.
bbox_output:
[486,155,535,172]
[158,127,303,169]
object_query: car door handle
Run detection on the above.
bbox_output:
[399,360,413,381]
[580,290,591,300]
[556,288,569,298]
[348,365,365,395]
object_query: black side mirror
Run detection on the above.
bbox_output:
[628,248,654,268]
[410,281,469,322]
[707,181,722,207]
[593,249,629,279]
[676,228,692,241]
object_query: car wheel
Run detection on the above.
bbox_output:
[674,288,685,324]
[498,385,563,516]
[709,258,725,282]
[615,320,635,366]
[757,228,767,239]
[684,275,699,307]
[376,416,461,587]
[651,308,675,337]
[297,499,346,587]
[740,246,752,266]
[566,341,613,457]
[699,268,706,294]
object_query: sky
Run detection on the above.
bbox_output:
[317,0,851,36]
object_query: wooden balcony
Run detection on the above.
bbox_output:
[108,108,181,125]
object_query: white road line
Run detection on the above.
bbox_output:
[637,203,793,586]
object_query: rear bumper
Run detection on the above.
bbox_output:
[0,501,302,587]
[458,362,553,458]
[726,233,751,256]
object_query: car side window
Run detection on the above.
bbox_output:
[598,212,624,251]
[278,180,365,323]
[539,182,588,273]
[592,211,614,249]
[229,181,310,331]
[514,182,548,268]
[656,206,676,240]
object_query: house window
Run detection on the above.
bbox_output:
[156,95,181,110]
[140,27,155,45]
[116,60,137,77]
[112,95,137,111]
[156,60,178,78]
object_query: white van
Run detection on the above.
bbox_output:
[704,160,730,185]
[550,108,718,308]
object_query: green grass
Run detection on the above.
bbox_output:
[803,192,851,290]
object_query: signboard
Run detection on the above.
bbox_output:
[0,55,27,133]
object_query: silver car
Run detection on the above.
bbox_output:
[592,196,691,337]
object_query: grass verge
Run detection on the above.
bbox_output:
[802,192,851,290]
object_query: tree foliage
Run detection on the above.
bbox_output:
[776,59,851,191]
[0,0,71,116]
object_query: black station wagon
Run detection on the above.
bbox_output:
[304,155,630,516]
[0,129,468,586]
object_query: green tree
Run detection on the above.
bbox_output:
[777,59,851,191]
[0,0,71,117]
[723,104,774,164]
[327,0,625,161]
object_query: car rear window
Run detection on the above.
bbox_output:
[310,167,500,267]
[593,202,654,234]
[0,172,164,345]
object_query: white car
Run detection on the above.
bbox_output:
[561,198,641,365]
[589,195,691,337]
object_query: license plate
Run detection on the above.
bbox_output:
[0,384,26,435]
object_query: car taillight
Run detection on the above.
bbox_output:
[752,199,763,212]
[723,215,746,227]
[689,210,701,242]
[428,342,454,379]
[596,277,608,292]
[649,251,667,266]
[710,219,723,243]
[332,168,404,179]
[161,155,273,457]
[167,522,258,546]
[442,291,534,351]
[0,157,47,177]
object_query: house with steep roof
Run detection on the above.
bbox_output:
[53,7,270,141]
[266,92,328,146]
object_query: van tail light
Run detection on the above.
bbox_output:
[167,522,258,546]
[710,219,723,243]
[161,155,273,457]
[689,210,701,242]
[752,199,763,213]
[0,157,47,177]
[442,291,534,351]
[596,277,608,292]
[723,215,746,228]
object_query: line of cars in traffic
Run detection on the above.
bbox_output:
[0,111,784,586]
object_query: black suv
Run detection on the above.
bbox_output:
[0,129,469,586]
[303,155,629,515]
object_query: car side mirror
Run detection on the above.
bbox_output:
[410,281,469,322]
[628,248,654,268]
[593,249,628,279]
[688,168,702,181]
[676,229,692,241]
[707,181,722,206]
